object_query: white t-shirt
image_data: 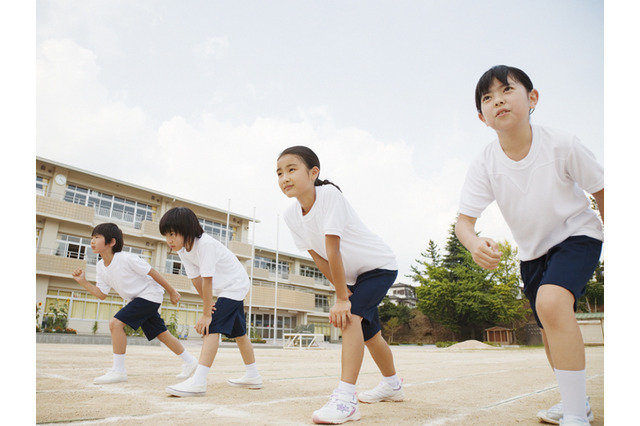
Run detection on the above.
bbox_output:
[283,185,397,284]
[177,233,250,301]
[459,124,604,261]
[96,252,164,303]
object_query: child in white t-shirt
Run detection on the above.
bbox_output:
[277,146,403,425]
[455,65,603,426]
[159,207,261,397]
[72,223,198,385]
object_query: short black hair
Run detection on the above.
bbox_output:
[159,207,204,251]
[91,223,124,253]
[475,65,534,112]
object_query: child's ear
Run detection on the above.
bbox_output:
[478,112,488,126]
[528,89,539,109]
[108,238,117,248]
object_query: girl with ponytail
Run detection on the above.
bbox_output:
[276,146,403,425]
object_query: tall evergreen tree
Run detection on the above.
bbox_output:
[411,222,528,340]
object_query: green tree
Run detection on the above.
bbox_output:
[579,260,604,312]
[379,297,412,325]
[410,223,528,340]
[383,317,401,343]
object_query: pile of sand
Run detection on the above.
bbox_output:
[445,340,502,350]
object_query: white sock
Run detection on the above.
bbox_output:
[337,381,356,395]
[179,350,196,363]
[245,362,259,378]
[112,354,126,372]
[554,369,587,420]
[382,374,401,389]
[192,364,210,385]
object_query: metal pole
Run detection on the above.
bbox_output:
[247,207,256,338]
[225,199,230,247]
[274,214,279,343]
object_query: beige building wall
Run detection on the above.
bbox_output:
[36,157,337,342]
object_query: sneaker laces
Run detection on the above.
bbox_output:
[367,381,399,397]
[547,401,563,414]
[325,391,356,414]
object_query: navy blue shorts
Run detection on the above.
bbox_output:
[114,297,167,341]
[348,269,398,341]
[208,297,247,338]
[521,236,602,328]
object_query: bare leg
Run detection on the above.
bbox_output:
[340,315,365,384]
[536,284,588,420]
[156,330,187,355]
[364,331,397,377]
[536,285,585,371]
[235,334,256,365]
[541,329,555,370]
[199,333,220,367]
[109,317,127,355]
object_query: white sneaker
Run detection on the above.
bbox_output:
[227,374,263,389]
[312,390,360,424]
[536,397,593,424]
[357,380,404,403]
[165,377,206,397]
[559,416,591,426]
[176,359,198,379]
[94,369,127,385]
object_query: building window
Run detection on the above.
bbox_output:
[166,253,187,276]
[55,235,98,264]
[63,184,156,229]
[36,175,49,196]
[54,234,151,267]
[122,246,152,264]
[47,290,195,327]
[254,256,289,279]
[300,265,330,286]
[315,294,330,312]
[63,184,88,205]
[247,313,296,340]
[308,321,332,341]
[161,301,201,329]
[199,218,235,244]
[45,290,125,323]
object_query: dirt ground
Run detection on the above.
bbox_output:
[36,340,604,425]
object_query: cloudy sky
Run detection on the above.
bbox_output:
[33,1,606,281]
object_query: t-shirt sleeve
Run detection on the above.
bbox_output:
[322,187,349,237]
[127,253,152,276]
[178,251,200,279]
[458,157,495,218]
[95,262,111,295]
[196,238,217,278]
[566,136,604,194]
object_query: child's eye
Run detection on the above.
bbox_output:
[482,95,491,102]
[504,86,513,92]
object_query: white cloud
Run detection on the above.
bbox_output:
[36,39,152,169]
[193,36,229,60]
[34,6,531,282]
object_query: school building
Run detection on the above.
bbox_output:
[35,157,339,343]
